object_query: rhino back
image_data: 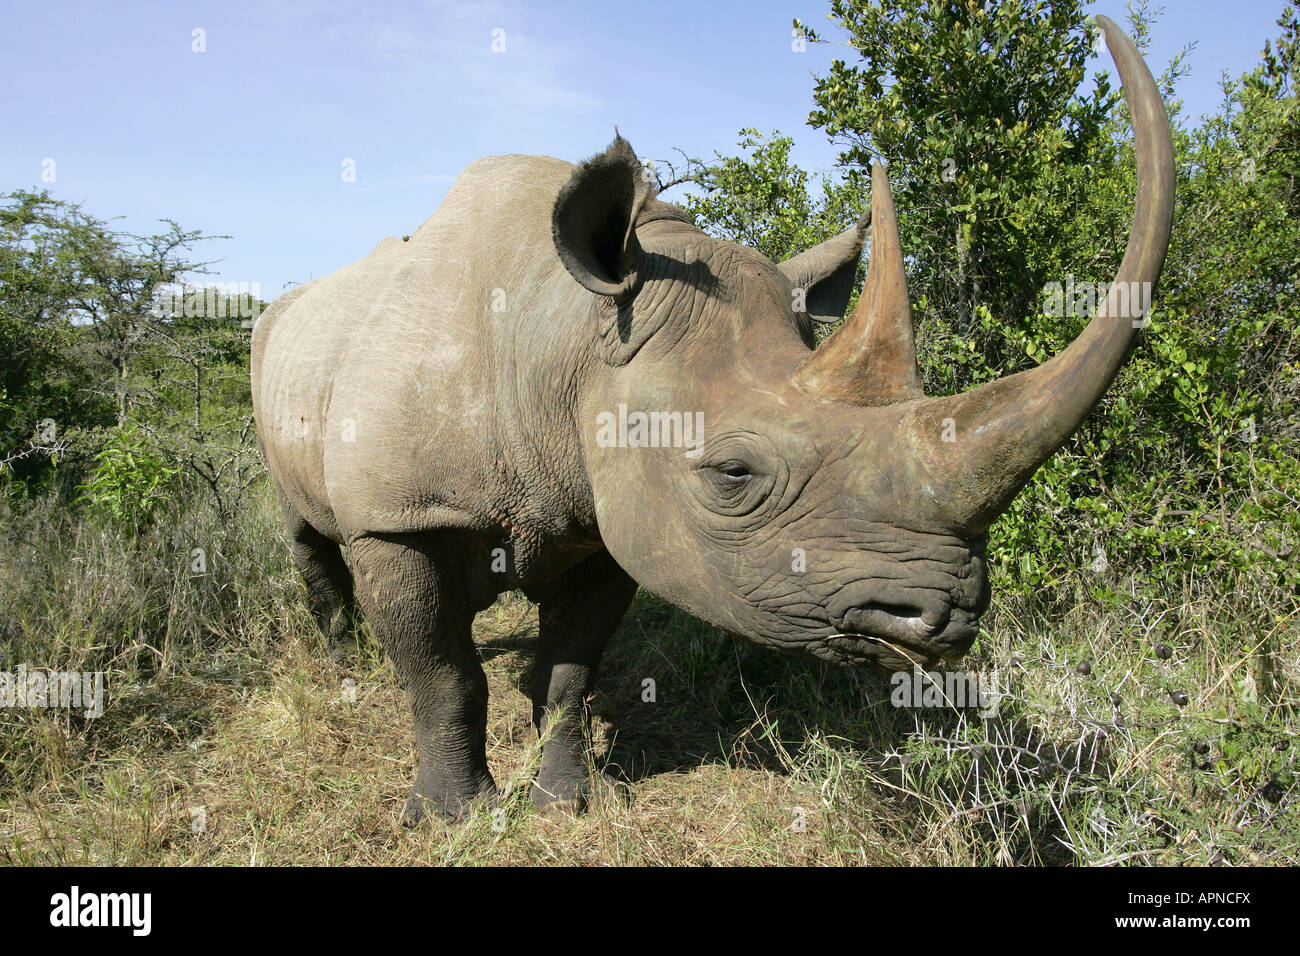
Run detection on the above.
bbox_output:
[254,154,595,554]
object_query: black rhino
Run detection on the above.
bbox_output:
[251,15,1173,822]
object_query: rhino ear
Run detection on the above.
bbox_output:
[553,134,655,303]
[777,211,870,324]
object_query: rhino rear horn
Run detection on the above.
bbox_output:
[792,159,923,405]
[553,134,655,302]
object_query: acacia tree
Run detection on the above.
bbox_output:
[66,218,214,427]
[0,192,112,480]
[0,190,227,498]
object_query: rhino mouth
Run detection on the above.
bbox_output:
[815,611,981,670]
[815,580,983,669]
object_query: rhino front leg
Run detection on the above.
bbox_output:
[530,549,636,814]
[349,533,497,824]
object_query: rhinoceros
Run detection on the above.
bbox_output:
[251,16,1173,822]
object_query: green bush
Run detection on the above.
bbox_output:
[75,424,179,530]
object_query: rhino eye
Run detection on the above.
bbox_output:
[712,460,752,483]
[689,445,779,517]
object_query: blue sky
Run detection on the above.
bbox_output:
[0,0,1288,297]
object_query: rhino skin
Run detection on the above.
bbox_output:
[251,16,1174,822]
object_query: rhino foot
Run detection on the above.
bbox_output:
[401,772,498,826]
[531,770,624,817]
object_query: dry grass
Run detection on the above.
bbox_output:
[0,599,911,866]
[1,485,1296,865]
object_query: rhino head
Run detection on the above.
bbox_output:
[552,16,1173,671]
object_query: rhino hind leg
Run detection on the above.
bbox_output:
[529,549,636,816]
[280,497,358,662]
[349,532,497,825]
